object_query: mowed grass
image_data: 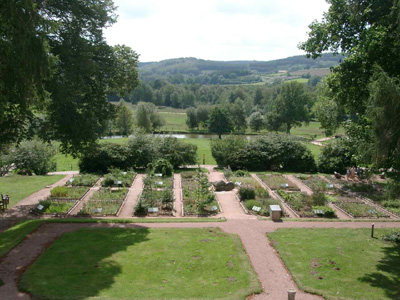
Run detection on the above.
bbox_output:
[268,228,400,300]
[0,174,65,207]
[185,138,216,165]
[20,228,261,300]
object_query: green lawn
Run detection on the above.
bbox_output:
[184,138,216,165]
[304,142,322,160]
[0,174,65,207]
[268,228,400,300]
[20,227,261,299]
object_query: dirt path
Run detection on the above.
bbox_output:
[310,137,334,147]
[216,191,255,219]
[173,174,183,217]
[2,220,400,300]
[68,178,103,216]
[118,175,144,218]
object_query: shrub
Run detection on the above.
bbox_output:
[244,199,263,210]
[312,192,327,206]
[382,231,400,243]
[161,190,173,205]
[126,132,155,168]
[211,135,247,167]
[318,139,354,174]
[79,143,130,174]
[235,170,249,177]
[238,186,256,201]
[11,139,56,175]
[385,180,400,200]
[223,167,234,179]
[312,205,336,218]
[153,159,173,177]
[134,200,146,215]
[156,137,197,168]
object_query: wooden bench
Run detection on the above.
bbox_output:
[0,194,9,211]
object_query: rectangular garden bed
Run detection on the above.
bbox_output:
[258,174,299,191]
[136,175,174,216]
[37,199,77,215]
[181,171,219,216]
[239,186,283,217]
[67,174,100,187]
[80,188,128,216]
[331,195,390,218]
[277,190,336,218]
[101,170,136,187]
[297,175,337,193]
[49,186,89,201]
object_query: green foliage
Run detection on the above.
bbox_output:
[249,112,264,132]
[126,132,155,168]
[382,231,400,243]
[79,143,130,174]
[212,134,316,172]
[311,205,336,218]
[157,137,197,168]
[135,102,165,132]
[235,170,249,177]
[238,186,256,201]
[50,186,87,200]
[115,100,134,136]
[312,192,327,206]
[208,106,234,138]
[69,174,98,187]
[185,107,199,130]
[318,139,354,173]
[11,140,56,175]
[266,81,310,134]
[153,159,173,177]
[102,169,135,187]
[222,166,234,179]
[230,100,247,132]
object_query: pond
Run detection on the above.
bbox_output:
[102,133,254,140]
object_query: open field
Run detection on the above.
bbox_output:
[0,175,64,207]
[20,227,261,299]
[268,228,400,300]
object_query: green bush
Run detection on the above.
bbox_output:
[212,134,316,172]
[238,186,256,201]
[312,192,327,206]
[382,231,400,243]
[318,139,354,174]
[156,137,197,168]
[79,143,130,174]
[153,159,173,177]
[11,139,56,175]
[244,199,262,210]
[235,170,249,177]
[312,205,336,218]
[223,166,234,179]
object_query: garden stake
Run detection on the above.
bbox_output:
[371,223,374,238]
[288,288,296,300]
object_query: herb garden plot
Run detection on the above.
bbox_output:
[277,190,336,218]
[67,174,99,187]
[331,196,390,218]
[238,185,283,217]
[135,176,174,216]
[297,175,336,193]
[102,170,136,187]
[80,188,128,216]
[258,174,299,191]
[40,186,89,215]
[181,171,219,216]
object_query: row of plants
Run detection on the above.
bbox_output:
[50,186,88,200]
[135,175,174,216]
[258,174,299,191]
[102,169,136,187]
[37,199,76,215]
[334,202,389,218]
[181,170,218,215]
[67,174,99,187]
[80,188,128,216]
[277,190,336,218]
[238,185,283,217]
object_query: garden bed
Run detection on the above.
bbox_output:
[37,199,77,215]
[239,187,283,217]
[49,186,89,201]
[80,188,128,216]
[181,171,219,216]
[297,175,337,193]
[258,174,299,191]
[101,170,136,187]
[277,190,336,218]
[135,175,174,216]
[67,174,99,187]
[333,200,390,218]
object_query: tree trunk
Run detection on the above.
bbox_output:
[286,123,291,134]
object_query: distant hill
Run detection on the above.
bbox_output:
[138,53,343,85]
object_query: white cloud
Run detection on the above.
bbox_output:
[104,0,329,62]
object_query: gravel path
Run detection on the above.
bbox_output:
[173,174,183,217]
[118,174,144,217]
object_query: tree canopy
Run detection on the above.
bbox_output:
[208,107,234,139]
[0,0,139,154]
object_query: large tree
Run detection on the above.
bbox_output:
[267,81,310,134]
[208,107,233,139]
[116,101,134,137]
[300,0,400,167]
[0,0,139,154]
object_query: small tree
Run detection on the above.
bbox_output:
[186,107,199,130]
[208,106,233,139]
[11,139,56,175]
[249,111,264,132]
[230,100,247,132]
[116,101,134,136]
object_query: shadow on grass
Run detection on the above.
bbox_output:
[359,242,400,299]
[19,227,150,299]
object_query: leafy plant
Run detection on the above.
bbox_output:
[238,186,256,201]
[153,159,173,177]
[382,231,400,243]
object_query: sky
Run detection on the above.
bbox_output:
[104,0,329,63]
